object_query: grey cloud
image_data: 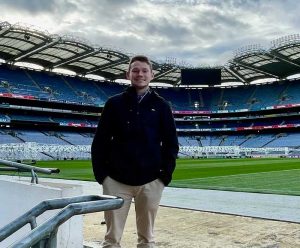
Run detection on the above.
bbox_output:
[99,0,137,8]
[132,16,192,44]
[208,0,261,11]
[57,0,300,66]
[0,0,77,14]
[190,10,249,42]
[0,0,55,12]
[3,0,298,66]
[73,0,138,21]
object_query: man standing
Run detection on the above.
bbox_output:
[91,55,179,248]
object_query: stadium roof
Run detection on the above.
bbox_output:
[1,21,300,87]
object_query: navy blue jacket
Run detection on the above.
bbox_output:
[91,86,179,186]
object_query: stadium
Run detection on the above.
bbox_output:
[0,21,300,247]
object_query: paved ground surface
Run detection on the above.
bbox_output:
[74,179,300,223]
[161,187,300,223]
[3,176,300,247]
[74,179,300,247]
[83,205,300,248]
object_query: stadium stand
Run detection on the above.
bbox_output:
[1,60,300,160]
[28,70,80,103]
[58,132,93,145]
[64,77,107,106]
[0,66,43,96]
[0,130,22,144]
[1,22,300,159]
[156,88,192,110]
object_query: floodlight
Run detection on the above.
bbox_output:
[24,34,30,40]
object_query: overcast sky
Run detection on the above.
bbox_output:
[0,0,299,66]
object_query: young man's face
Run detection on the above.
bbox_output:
[126,61,154,91]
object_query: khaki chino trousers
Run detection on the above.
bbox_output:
[101,176,165,248]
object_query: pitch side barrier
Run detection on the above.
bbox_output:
[1,143,298,160]
[0,142,91,161]
[179,146,293,158]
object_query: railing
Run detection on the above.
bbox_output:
[0,195,124,248]
[0,158,59,184]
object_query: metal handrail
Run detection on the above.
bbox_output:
[0,158,59,183]
[0,167,59,173]
[0,195,123,248]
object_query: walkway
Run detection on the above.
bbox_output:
[2,176,299,223]
[40,178,300,223]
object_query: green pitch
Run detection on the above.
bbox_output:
[5,158,300,196]
[170,158,300,196]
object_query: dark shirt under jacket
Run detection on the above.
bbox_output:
[91,86,179,186]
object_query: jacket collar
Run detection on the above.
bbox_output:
[125,86,152,97]
[125,86,137,96]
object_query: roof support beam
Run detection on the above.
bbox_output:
[232,60,278,78]
[86,57,129,74]
[153,67,178,81]
[269,50,300,68]
[224,67,248,84]
[14,37,61,61]
[52,48,96,68]
[152,67,181,85]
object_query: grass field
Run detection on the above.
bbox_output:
[170,158,300,196]
[4,158,300,196]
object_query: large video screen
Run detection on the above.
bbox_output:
[181,68,221,85]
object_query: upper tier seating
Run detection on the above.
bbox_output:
[27,70,79,103]
[63,77,107,106]
[1,64,300,111]
[0,66,50,98]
